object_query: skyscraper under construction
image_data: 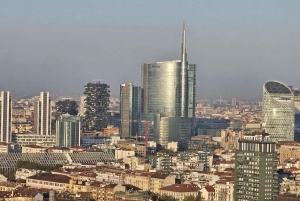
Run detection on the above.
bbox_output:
[83,82,110,131]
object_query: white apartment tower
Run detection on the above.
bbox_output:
[34,92,51,135]
[0,91,12,142]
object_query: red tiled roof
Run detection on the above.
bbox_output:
[150,173,170,179]
[204,185,215,192]
[27,174,70,184]
[160,184,200,192]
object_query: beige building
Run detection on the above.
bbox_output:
[0,190,43,201]
[200,186,215,201]
[0,182,22,191]
[123,172,175,193]
[150,173,176,194]
[22,145,47,153]
[277,142,300,163]
[123,172,151,191]
[26,174,70,192]
[115,149,135,160]
[159,184,200,201]
[214,178,234,201]
[220,135,239,150]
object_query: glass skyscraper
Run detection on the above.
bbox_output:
[120,83,143,138]
[56,114,81,148]
[262,81,295,141]
[140,24,196,148]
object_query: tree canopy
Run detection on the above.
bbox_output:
[16,160,62,172]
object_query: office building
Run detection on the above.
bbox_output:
[34,92,51,135]
[234,131,278,201]
[262,81,295,141]
[140,23,196,148]
[0,91,12,143]
[83,82,110,131]
[231,98,237,107]
[120,83,143,138]
[291,87,300,141]
[56,114,81,148]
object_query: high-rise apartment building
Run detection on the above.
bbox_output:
[56,114,81,148]
[34,92,51,135]
[234,131,278,201]
[262,81,295,141]
[0,91,12,143]
[84,82,110,131]
[140,23,196,148]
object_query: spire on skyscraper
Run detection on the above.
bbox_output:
[181,20,187,62]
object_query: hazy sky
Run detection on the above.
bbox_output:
[0,0,300,100]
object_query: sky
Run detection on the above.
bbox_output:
[0,0,300,100]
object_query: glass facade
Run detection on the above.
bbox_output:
[141,61,182,116]
[139,25,196,148]
[262,81,295,141]
[56,114,81,148]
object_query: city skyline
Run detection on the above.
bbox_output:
[1,1,300,99]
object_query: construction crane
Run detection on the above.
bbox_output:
[132,119,153,148]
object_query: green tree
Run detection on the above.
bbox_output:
[55,100,78,118]
[159,194,173,201]
[151,193,159,201]
[182,195,204,201]
[183,195,196,201]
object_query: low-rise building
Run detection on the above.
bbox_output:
[159,184,200,201]
[0,190,43,201]
[14,133,56,147]
[15,168,47,180]
[26,174,70,192]
[200,185,215,201]
[150,173,176,194]
[214,177,234,201]
[22,145,47,153]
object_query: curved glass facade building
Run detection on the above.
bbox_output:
[262,81,295,141]
[141,61,182,117]
[140,24,196,148]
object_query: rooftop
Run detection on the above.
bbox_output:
[160,184,200,192]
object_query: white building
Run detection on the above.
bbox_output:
[262,81,295,141]
[15,168,47,180]
[14,133,56,147]
[0,91,12,143]
[34,92,51,135]
[114,149,135,160]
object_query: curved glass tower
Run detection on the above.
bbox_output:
[262,81,295,141]
[140,23,196,148]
